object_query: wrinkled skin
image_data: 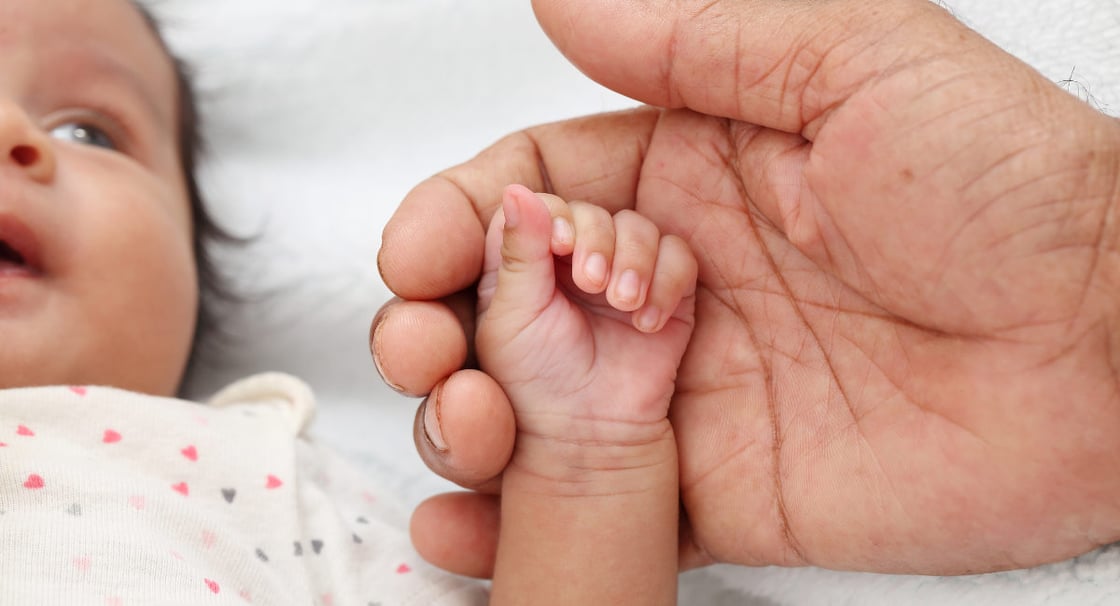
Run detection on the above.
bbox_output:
[374,0,1120,576]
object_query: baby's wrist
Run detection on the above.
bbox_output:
[504,420,677,497]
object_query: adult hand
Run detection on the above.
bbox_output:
[373,0,1120,577]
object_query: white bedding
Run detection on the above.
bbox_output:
[157,0,1120,603]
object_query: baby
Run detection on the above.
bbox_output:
[0,1,696,604]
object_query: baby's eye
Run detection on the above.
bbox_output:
[49,123,117,151]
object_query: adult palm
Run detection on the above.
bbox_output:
[376,0,1120,575]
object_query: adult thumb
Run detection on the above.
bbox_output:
[532,0,989,133]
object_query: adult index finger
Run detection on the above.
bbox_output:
[378,107,661,300]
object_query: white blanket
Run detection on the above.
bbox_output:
[156,1,1120,603]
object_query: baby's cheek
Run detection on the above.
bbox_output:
[92,222,197,394]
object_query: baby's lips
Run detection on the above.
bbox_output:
[0,213,43,274]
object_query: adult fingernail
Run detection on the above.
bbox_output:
[370,312,403,393]
[422,384,448,452]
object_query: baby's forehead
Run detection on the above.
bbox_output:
[1,0,179,122]
[3,1,175,88]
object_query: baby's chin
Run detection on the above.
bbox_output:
[0,344,185,397]
[0,365,72,391]
[0,331,65,390]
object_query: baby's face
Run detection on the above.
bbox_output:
[0,0,196,395]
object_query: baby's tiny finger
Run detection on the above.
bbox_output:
[532,192,576,256]
[569,201,616,293]
[607,210,660,312]
[634,235,698,333]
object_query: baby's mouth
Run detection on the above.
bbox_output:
[0,216,44,277]
[0,240,24,265]
[0,239,32,275]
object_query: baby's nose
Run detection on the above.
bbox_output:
[0,101,56,183]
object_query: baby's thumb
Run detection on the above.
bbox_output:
[483,185,557,327]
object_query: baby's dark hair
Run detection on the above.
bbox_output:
[135,3,238,384]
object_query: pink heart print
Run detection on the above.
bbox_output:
[23,474,44,489]
[103,429,122,444]
[181,445,198,461]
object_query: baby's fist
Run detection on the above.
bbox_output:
[476,185,696,435]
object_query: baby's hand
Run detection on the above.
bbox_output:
[476,184,697,482]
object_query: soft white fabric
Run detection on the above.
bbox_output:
[0,374,487,605]
[150,0,1120,604]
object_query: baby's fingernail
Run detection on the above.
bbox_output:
[503,192,522,229]
[616,269,641,304]
[552,218,573,248]
[585,253,607,287]
[422,386,448,452]
[636,307,662,332]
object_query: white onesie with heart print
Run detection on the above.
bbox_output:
[0,373,488,606]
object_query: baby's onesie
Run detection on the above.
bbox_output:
[0,373,487,605]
